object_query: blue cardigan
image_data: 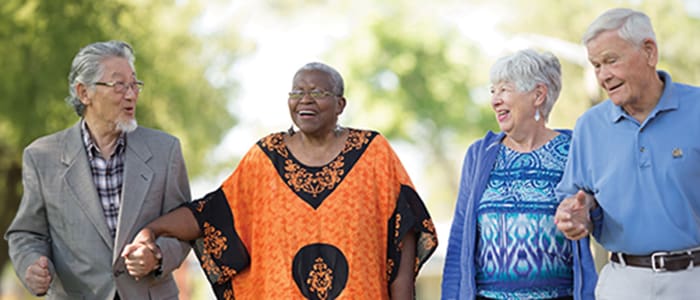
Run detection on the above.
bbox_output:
[441,130,597,300]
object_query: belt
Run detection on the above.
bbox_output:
[611,249,700,272]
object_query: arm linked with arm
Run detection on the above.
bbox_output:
[154,138,194,276]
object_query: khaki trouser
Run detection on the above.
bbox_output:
[596,261,700,300]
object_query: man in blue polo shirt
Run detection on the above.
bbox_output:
[554,7,700,299]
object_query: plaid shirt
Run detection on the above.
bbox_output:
[81,120,126,239]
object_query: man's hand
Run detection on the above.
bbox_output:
[121,228,161,280]
[25,256,51,296]
[555,190,596,240]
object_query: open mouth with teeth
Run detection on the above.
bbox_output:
[298,110,317,117]
[496,110,509,122]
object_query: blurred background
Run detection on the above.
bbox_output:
[1,0,699,299]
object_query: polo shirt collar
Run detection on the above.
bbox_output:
[609,70,678,123]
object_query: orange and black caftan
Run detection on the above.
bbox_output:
[185,129,437,299]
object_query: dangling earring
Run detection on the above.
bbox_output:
[534,109,541,122]
[287,125,296,136]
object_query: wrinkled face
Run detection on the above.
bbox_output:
[81,56,139,132]
[288,70,345,136]
[586,30,657,108]
[490,81,538,134]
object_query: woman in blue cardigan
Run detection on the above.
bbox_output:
[441,49,597,300]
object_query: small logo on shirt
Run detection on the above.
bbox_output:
[672,148,683,158]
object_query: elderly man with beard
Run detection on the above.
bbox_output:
[5,40,191,299]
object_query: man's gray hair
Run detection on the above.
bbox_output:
[66,40,136,116]
[490,49,562,122]
[582,8,656,47]
[294,62,344,97]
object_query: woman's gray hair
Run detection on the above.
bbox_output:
[582,8,656,47]
[66,40,136,117]
[490,49,562,122]
[294,62,344,97]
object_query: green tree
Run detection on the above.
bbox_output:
[0,0,245,273]
[326,2,496,218]
[492,0,700,124]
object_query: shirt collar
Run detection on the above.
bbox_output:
[80,119,127,159]
[609,70,678,123]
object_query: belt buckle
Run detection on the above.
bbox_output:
[651,251,669,272]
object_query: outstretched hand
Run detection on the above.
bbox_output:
[25,256,51,296]
[121,228,161,280]
[555,190,596,240]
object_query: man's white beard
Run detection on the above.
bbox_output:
[117,119,138,133]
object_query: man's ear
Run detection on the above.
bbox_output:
[641,38,658,67]
[76,83,91,105]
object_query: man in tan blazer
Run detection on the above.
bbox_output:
[4,40,191,299]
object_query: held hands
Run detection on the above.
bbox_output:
[121,228,162,280]
[555,190,596,240]
[25,256,51,296]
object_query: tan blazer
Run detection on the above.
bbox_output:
[5,122,191,299]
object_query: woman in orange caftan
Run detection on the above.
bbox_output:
[121,62,437,300]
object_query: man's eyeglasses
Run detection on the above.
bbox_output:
[94,81,144,94]
[288,89,336,100]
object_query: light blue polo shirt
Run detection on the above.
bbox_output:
[556,71,700,255]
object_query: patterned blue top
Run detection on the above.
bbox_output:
[475,133,573,299]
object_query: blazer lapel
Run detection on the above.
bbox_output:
[62,122,114,248]
[114,128,154,262]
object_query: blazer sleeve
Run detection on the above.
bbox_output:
[155,138,192,275]
[4,147,56,291]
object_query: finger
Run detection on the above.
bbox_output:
[554,210,571,222]
[28,263,50,278]
[556,220,576,234]
[126,266,147,279]
[557,220,585,236]
[126,267,143,279]
[133,228,155,244]
[30,282,50,296]
[563,223,589,240]
[569,227,590,240]
[26,270,51,295]
[143,241,160,258]
[574,191,588,208]
[557,196,578,214]
[131,244,150,259]
[121,243,142,258]
[37,256,49,268]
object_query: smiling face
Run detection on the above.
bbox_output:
[80,56,139,134]
[288,69,346,137]
[586,29,658,109]
[490,81,540,135]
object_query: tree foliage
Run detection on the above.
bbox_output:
[0,0,244,272]
[491,0,700,117]
[322,2,495,217]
